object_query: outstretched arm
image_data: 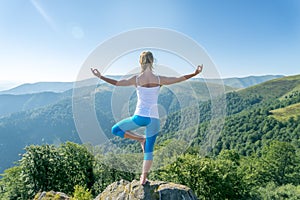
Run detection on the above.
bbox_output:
[91,68,136,86]
[159,65,203,85]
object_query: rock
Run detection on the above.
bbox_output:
[95,179,198,200]
[34,191,70,200]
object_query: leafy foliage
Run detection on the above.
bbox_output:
[71,185,93,200]
[2,142,95,199]
[0,166,26,200]
[258,182,300,200]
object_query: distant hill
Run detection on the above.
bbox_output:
[0,75,283,95]
[196,75,284,88]
[0,77,233,117]
[0,82,74,95]
[0,76,123,95]
[0,74,281,117]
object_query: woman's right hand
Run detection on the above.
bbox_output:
[194,64,203,75]
[91,68,101,78]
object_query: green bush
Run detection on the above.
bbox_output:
[71,185,93,200]
[258,182,300,200]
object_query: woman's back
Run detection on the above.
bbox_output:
[136,71,160,88]
[135,71,160,118]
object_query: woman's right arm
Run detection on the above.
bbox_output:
[91,68,136,86]
[159,65,203,85]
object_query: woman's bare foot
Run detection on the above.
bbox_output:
[140,173,148,185]
[139,138,146,153]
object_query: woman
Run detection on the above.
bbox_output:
[91,51,203,185]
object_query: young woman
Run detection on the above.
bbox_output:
[91,51,203,185]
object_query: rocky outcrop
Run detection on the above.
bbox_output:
[34,179,198,200]
[34,191,70,200]
[95,179,198,200]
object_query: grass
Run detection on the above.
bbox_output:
[270,103,300,121]
[279,84,300,100]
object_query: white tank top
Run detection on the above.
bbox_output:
[134,75,160,119]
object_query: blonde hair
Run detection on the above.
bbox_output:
[139,51,154,72]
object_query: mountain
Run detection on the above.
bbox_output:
[0,98,81,173]
[0,91,71,117]
[0,82,74,95]
[0,81,231,173]
[208,74,300,156]
[196,75,284,88]
[0,75,283,95]
[0,76,122,95]
[0,74,299,173]
[152,74,300,158]
[0,78,99,117]
[0,74,281,117]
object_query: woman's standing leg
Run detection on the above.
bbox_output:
[140,118,160,185]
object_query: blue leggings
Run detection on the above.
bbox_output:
[111,115,160,160]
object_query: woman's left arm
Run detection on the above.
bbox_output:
[159,65,203,85]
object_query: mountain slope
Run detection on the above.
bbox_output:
[270,102,300,121]
[0,91,71,117]
[207,75,300,156]
[154,74,300,157]
[239,74,300,100]
[0,98,81,172]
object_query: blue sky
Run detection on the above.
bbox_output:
[0,0,299,85]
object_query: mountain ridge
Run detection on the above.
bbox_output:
[0,75,283,95]
[0,81,74,95]
[196,74,284,88]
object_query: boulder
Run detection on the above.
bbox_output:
[95,179,198,200]
[34,191,70,200]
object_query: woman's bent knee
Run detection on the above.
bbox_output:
[111,125,125,138]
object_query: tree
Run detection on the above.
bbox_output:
[151,153,249,199]
[20,144,61,197]
[58,142,95,193]
[0,166,27,200]
[20,142,95,198]
[261,141,299,186]
[258,182,300,200]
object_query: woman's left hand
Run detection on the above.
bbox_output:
[91,68,101,78]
